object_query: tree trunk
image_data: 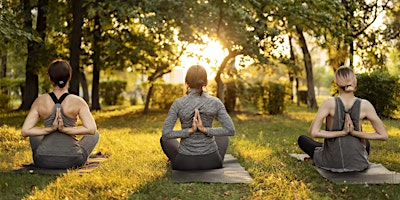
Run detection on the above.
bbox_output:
[288,34,295,102]
[91,15,101,110]
[91,64,100,110]
[69,0,83,95]
[143,83,154,114]
[80,70,89,103]
[215,51,238,104]
[19,0,47,110]
[296,26,318,109]
[295,78,300,106]
[1,55,6,78]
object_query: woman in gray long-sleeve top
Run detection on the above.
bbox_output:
[161,65,235,170]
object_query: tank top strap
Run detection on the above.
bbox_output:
[49,92,69,104]
[333,97,361,131]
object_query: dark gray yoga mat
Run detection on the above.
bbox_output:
[172,154,253,183]
[11,155,108,175]
[290,153,400,184]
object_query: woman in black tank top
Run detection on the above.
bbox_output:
[22,59,100,169]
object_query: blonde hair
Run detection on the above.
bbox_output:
[335,66,357,92]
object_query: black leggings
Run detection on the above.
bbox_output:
[160,136,229,170]
[297,135,370,158]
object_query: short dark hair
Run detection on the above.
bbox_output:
[47,59,72,88]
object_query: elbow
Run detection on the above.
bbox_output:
[21,129,29,137]
[226,127,235,136]
[381,134,389,141]
[230,128,236,136]
[309,131,318,138]
[87,127,97,135]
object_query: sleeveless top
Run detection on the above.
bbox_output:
[313,97,369,172]
[35,92,83,157]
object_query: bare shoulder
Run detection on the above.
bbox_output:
[66,94,88,105]
[359,98,378,118]
[63,94,89,110]
[359,99,376,111]
[320,97,335,108]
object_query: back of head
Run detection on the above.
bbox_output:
[47,59,72,88]
[185,65,208,90]
[335,66,357,92]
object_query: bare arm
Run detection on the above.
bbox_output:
[349,100,388,141]
[21,98,55,137]
[309,98,348,139]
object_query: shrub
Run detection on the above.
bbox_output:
[265,83,286,114]
[0,78,24,109]
[100,80,127,105]
[151,83,185,109]
[298,90,308,104]
[355,70,399,118]
[238,80,287,114]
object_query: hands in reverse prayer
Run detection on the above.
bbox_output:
[342,113,355,136]
[189,109,208,135]
[52,108,65,132]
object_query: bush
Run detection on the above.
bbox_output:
[151,83,185,109]
[0,78,24,109]
[100,80,127,105]
[265,83,286,114]
[355,70,399,118]
[298,90,308,104]
[238,81,287,114]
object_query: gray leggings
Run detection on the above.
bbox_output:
[160,136,229,170]
[30,132,100,169]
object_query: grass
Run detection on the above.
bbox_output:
[1,103,400,199]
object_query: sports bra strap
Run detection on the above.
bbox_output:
[49,92,69,104]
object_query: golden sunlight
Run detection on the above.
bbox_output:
[180,38,227,80]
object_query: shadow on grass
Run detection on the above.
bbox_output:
[0,110,27,128]
[129,165,252,200]
[0,172,58,200]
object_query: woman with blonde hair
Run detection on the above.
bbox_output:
[297,66,388,172]
[22,59,100,169]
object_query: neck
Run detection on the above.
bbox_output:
[339,90,355,99]
[52,87,68,94]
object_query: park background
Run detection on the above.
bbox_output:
[1,0,400,199]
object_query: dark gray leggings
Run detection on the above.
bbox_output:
[30,132,100,169]
[160,136,229,170]
[297,135,370,158]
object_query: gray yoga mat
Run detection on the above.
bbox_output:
[172,154,254,183]
[12,155,108,175]
[290,153,400,184]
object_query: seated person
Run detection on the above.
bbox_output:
[160,65,236,170]
[22,59,100,169]
[297,66,388,172]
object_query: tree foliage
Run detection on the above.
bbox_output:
[0,0,399,113]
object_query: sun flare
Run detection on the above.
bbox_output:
[180,38,227,79]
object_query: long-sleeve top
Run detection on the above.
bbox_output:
[162,89,235,155]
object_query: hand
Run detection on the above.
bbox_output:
[51,108,64,132]
[194,109,207,135]
[342,113,354,135]
[189,115,198,134]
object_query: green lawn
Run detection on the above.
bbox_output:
[1,104,399,200]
